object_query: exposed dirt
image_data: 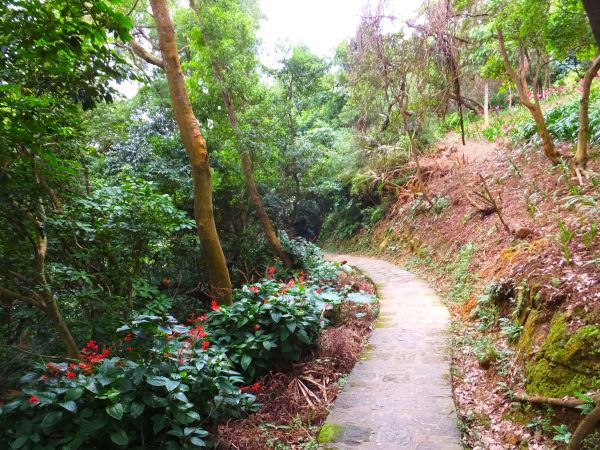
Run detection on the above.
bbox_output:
[337,131,600,448]
[217,274,377,449]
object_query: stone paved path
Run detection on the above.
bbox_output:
[319,254,463,449]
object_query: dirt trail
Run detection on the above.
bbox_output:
[320,254,462,449]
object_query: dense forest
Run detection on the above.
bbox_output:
[1,0,600,448]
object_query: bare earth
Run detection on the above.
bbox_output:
[321,254,463,449]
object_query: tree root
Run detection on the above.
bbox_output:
[513,392,600,449]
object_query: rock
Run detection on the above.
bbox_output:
[514,227,534,239]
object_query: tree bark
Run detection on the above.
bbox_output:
[575,53,600,171]
[149,0,232,305]
[484,81,489,127]
[497,28,558,163]
[219,87,293,268]
[569,401,600,450]
[582,0,600,47]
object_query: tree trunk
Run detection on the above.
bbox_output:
[575,53,600,171]
[497,28,558,163]
[484,81,489,127]
[582,0,600,47]
[568,402,600,450]
[149,0,232,305]
[37,233,80,359]
[219,86,293,268]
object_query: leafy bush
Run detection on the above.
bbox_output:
[0,315,257,449]
[206,280,324,378]
[0,240,349,448]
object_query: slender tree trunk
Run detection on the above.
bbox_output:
[568,401,600,450]
[575,53,600,171]
[219,86,293,268]
[36,233,80,359]
[149,0,232,304]
[497,28,558,163]
[509,84,513,109]
[484,81,490,128]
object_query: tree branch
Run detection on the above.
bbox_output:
[129,39,164,68]
[0,286,44,309]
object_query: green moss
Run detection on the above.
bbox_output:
[525,314,600,397]
[517,309,540,355]
[317,423,344,443]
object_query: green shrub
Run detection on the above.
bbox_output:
[0,315,257,449]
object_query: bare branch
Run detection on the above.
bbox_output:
[129,39,164,68]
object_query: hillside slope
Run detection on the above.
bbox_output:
[331,131,600,448]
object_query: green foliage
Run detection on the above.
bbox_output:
[206,281,323,378]
[0,315,257,449]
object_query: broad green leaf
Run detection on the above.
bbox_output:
[106,403,124,421]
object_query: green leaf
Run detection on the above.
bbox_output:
[146,376,167,387]
[271,312,282,323]
[64,387,84,401]
[286,321,297,333]
[41,411,63,428]
[240,354,252,370]
[106,403,124,421]
[173,392,188,403]
[297,329,311,344]
[110,429,129,446]
[165,379,180,392]
[130,402,145,418]
[59,400,77,413]
[10,436,28,450]
[190,437,206,447]
[152,414,167,434]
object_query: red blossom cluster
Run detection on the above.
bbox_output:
[81,339,110,364]
[249,285,260,294]
[240,382,260,392]
[210,300,220,311]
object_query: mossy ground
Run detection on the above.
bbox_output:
[525,314,600,397]
[317,423,344,443]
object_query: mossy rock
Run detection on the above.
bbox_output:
[517,309,540,356]
[317,423,344,443]
[525,314,600,397]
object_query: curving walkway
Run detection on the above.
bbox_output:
[319,254,462,449]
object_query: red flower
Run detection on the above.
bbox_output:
[210,300,220,311]
[240,382,261,392]
[86,340,98,351]
[315,289,322,294]
[267,266,275,275]
[202,341,210,350]
[287,278,295,287]
[249,285,260,294]
[65,371,76,379]
[78,362,92,373]
[123,332,134,341]
[68,362,76,369]
[126,347,134,352]
[255,324,260,330]
[263,299,268,304]
[162,277,170,285]
[39,375,48,381]
[27,395,40,404]
[189,325,207,339]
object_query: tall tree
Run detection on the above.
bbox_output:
[147,0,232,304]
[187,0,293,268]
[0,0,134,358]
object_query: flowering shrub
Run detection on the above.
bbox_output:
[206,278,324,378]
[0,239,354,448]
[0,315,256,449]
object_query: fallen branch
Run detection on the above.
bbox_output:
[478,173,511,233]
[513,392,589,408]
